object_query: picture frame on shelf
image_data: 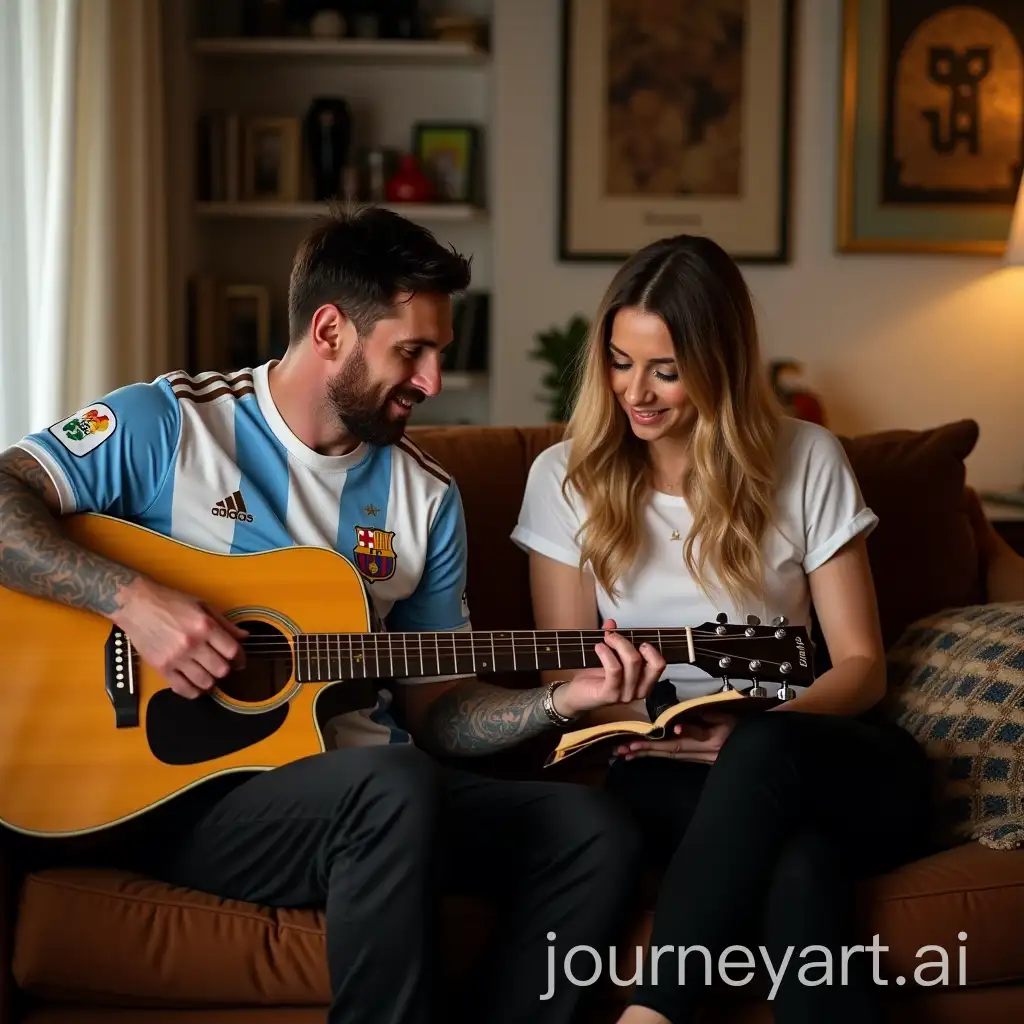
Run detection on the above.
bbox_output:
[242,116,301,203]
[839,0,1024,254]
[412,122,481,204]
[223,285,271,369]
[443,291,490,373]
[558,0,794,263]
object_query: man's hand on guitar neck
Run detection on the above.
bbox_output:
[0,447,245,700]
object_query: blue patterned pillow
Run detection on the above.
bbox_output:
[885,602,1024,850]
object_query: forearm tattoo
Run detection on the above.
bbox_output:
[0,450,138,615]
[423,679,553,755]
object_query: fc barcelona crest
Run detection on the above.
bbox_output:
[353,526,397,583]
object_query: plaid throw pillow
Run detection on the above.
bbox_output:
[885,602,1024,850]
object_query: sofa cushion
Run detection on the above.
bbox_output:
[837,419,982,650]
[12,868,494,1007]
[16,840,1024,1008]
[611,843,1024,999]
[885,602,1024,849]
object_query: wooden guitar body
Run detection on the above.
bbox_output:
[0,514,371,838]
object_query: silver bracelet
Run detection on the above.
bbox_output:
[542,679,576,728]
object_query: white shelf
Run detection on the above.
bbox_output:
[193,37,490,66]
[195,201,487,223]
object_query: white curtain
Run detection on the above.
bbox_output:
[0,0,78,449]
[0,0,169,450]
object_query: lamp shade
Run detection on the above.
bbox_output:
[1006,175,1024,265]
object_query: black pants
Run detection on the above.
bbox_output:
[605,710,933,1024]
[93,743,640,1024]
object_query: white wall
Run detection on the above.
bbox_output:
[490,0,1024,491]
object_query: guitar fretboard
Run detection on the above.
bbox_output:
[293,628,696,683]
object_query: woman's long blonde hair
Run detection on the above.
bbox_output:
[563,234,782,608]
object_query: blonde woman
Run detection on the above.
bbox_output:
[511,235,932,1024]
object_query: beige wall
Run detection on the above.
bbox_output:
[490,0,1024,491]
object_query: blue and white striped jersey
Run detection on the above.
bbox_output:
[16,363,472,748]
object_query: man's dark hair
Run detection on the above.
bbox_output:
[287,204,472,343]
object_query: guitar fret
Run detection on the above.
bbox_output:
[434,632,440,676]
[556,632,561,668]
[489,632,495,673]
[451,631,458,675]
[511,632,516,671]
[579,631,585,666]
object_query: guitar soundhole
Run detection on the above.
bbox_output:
[217,620,293,704]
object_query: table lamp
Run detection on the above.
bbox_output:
[1006,174,1024,265]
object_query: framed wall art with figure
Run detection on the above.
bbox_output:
[839,0,1024,253]
[558,0,794,263]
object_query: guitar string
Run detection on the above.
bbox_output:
[173,645,799,672]
[214,631,796,653]
[216,645,801,664]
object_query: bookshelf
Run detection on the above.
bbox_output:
[193,36,490,65]
[194,200,487,222]
[170,0,495,427]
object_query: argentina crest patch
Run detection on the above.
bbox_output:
[354,525,397,583]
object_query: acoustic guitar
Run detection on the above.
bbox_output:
[0,513,815,838]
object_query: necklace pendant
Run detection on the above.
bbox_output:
[670,530,680,541]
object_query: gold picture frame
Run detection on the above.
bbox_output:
[838,0,1024,254]
[242,117,301,203]
[222,284,271,369]
[558,0,794,263]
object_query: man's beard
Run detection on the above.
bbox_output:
[325,345,423,446]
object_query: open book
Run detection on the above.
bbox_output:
[544,687,784,766]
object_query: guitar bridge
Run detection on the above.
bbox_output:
[105,627,139,728]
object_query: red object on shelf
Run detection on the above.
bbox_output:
[385,154,435,203]
[769,360,826,426]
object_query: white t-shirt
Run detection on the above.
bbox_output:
[510,417,878,704]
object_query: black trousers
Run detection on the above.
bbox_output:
[605,710,934,1024]
[86,743,642,1024]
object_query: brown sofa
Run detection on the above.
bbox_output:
[3,419,1024,1023]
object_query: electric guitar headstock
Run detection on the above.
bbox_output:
[691,614,815,696]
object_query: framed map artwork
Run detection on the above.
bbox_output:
[558,0,794,263]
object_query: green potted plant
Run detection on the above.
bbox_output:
[530,315,591,422]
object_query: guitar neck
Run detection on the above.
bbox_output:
[293,627,697,683]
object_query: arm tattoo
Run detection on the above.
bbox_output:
[0,450,139,617]
[422,678,553,755]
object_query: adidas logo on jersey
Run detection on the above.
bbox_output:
[211,490,254,523]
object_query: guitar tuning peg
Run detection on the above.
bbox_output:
[777,684,796,702]
[746,614,761,626]
[716,612,729,624]
[771,616,788,627]
[748,679,768,699]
